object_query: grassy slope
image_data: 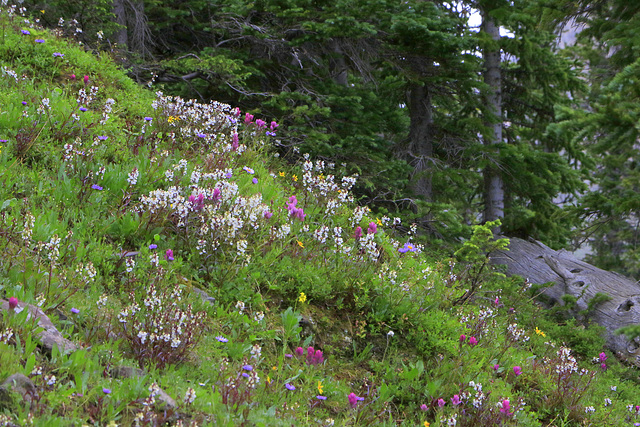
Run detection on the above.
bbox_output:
[1,6,640,427]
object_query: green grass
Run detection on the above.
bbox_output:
[0,5,640,427]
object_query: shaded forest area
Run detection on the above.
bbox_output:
[33,0,640,275]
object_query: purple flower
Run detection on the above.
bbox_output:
[21,101,27,105]
[252,178,258,184]
[255,119,266,129]
[493,364,500,371]
[354,226,362,240]
[599,352,607,363]
[102,388,111,394]
[8,297,18,310]
[242,365,253,371]
[270,121,279,131]
[148,244,157,250]
[317,395,327,400]
[53,52,64,58]
[451,394,461,406]
[225,171,233,179]
[71,308,80,314]
[285,383,295,391]
[244,113,254,124]
[144,117,152,122]
[232,132,239,151]
[21,30,30,35]
[242,373,249,378]
[0,139,7,143]
[513,366,522,376]
[500,399,512,415]
[295,347,304,357]
[216,336,228,343]
[98,135,108,140]
[459,334,466,343]
[79,107,87,112]
[420,404,428,411]
[367,222,377,235]
[91,184,103,190]
[601,362,607,371]
[243,166,255,174]
[469,336,478,346]
[35,39,45,43]
[165,249,174,261]
[437,398,445,407]
[398,242,416,253]
[284,353,293,358]
[264,211,273,219]
[348,392,359,408]
[197,133,206,138]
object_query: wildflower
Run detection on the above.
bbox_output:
[585,406,595,413]
[255,119,266,129]
[535,327,546,337]
[499,399,512,415]
[143,116,152,121]
[79,107,87,112]
[184,387,196,404]
[459,334,466,343]
[148,244,157,250]
[420,404,428,411]
[244,113,254,124]
[270,121,279,131]
[367,222,377,235]
[35,39,45,43]
[98,135,108,140]
[52,52,64,58]
[71,308,80,314]
[604,397,612,406]
[70,74,76,80]
[285,383,295,391]
[165,249,174,261]
[292,174,298,182]
[22,102,27,106]
[469,336,478,346]
[232,132,239,151]
[91,184,103,190]
[8,297,18,310]
[451,395,461,406]
[103,388,111,394]
[348,392,359,408]
[437,398,445,407]
[84,75,89,85]
[264,211,273,219]
[318,381,324,394]
[387,330,395,337]
[398,242,416,253]
[21,30,30,35]
[295,347,304,357]
[279,171,285,177]
[599,352,607,363]
[242,365,253,371]
[252,178,258,184]
[298,292,307,303]
[196,133,206,138]
[513,366,522,376]
[243,166,255,174]
[424,423,430,427]
[493,364,500,371]
[285,353,292,358]
[354,226,362,240]
[216,336,228,343]
[317,395,327,400]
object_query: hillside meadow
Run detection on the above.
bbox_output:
[1,4,640,426]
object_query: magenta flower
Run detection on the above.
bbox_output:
[295,347,304,357]
[601,362,607,371]
[84,75,89,85]
[70,74,76,80]
[270,121,279,131]
[255,119,266,129]
[354,226,362,240]
[513,366,522,376]
[599,352,607,363]
[232,132,239,151]
[347,392,363,408]
[499,399,512,415]
[451,394,461,406]
[459,334,466,343]
[420,404,428,411]
[264,211,273,219]
[493,364,500,371]
[244,113,254,124]
[8,297,18,310]
[165,249,174,261]
[367,222,377,235]
[305,347,324,365]
[469,336,478,346]
[437,398,445,407]
[212,188,221,201]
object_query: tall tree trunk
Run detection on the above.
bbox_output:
[328,39,348,86]
[408,83,434,200]
[113,0,128,48]
[481,7,505,224]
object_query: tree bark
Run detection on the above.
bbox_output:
[481,7,504,224]
[407,83,434,200]
[113,0,128,47]
[491,237,640,364]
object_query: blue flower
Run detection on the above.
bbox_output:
[285,383,295,391]
[398,242,417,253]
[216,336,228,343]
[21,30,30,35]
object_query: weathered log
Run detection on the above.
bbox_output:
[490,237,640,363]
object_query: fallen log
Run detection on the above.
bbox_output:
[491,236,640,363]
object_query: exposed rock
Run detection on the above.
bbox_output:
[0,299,77,354]
[491,236,640,364]
[0,373,37,410]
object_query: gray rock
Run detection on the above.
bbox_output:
[0,373,38,410]
[0,299,77,355]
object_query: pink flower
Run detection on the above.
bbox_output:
[459,334,466,343]
[270,121,279,131]
[599,352,607,363]
[348,392,363,408]
[255,119,266,129]
[244,113,254,124]
[451,394,460,406]
[264,211,273,219]
[420,404,428,411]
[232,132,239,151]
[493,364,500,371]
[367,222,377,235]
[499,399,512,415]
[166,249,174,261]
[354,226,362,240]
[295,347,304,357]
[469,336,478,346]
[8,297,18,310]
[513,366,522,376]
[83,75,89,84]
[70,74,76,80]
[437,398,445,407]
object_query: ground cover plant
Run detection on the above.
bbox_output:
[3,4,640,426]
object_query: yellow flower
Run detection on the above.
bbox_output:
[317,381,323,394]
[279,171,285,177]
[318,174,325,180]
[535,327,546,337]
[298,292,307,303]
[424,422,430,427]
[292,174,298,182]
[272,366,277,371]
[266,376,271,384]
[40,9,45,13]
[297,240,304,248]
[376,218,382,226]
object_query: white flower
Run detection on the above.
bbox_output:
[387,330,394,337]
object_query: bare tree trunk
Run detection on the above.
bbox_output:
[481,7,504,224]
[407,83,433,200]
[328,39,348,86]
[113,0,128,47]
